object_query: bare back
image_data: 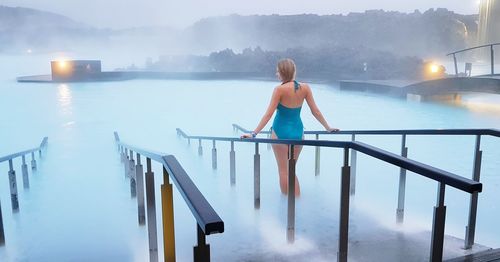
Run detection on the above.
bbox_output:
[276,81,309,108]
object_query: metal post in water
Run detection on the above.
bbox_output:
[211,140,217,170]
[145,158,158,262]
[193,224,210,262]
[254,143,260,209]
[198,139,203,156]
[0,200,4,245]
[31,152,36,170]
[136,153,146,225]
[491,45,495,75]
[430,183,447,262]
[350,134,357,195]
[338,148,351,262]
[129,151,136,198]
[21,155,29,189]
[267,132,271,150]
[397,134,408,224]
[230,141,236,185]
[161,167,176,261]
[453,54,459,77]
[287,145,296,243]
[465,135,482,249]
[8,160,19,211]
[124,150,130,178]
[314,134,321,176]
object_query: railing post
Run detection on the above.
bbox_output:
[254,143,260,209]
[267,132,271,150]
[338,147,351,262]
[121,146,125,163]
[124,149,130,178]
[129,150,137,198]
[162,167,176,262]
[211,140,217,170]
[491,45,495,75]
[229,141,236,185]
[136,153,146,225]
[198,139,203,156]
[0,200,4,245]
[8,160,19,211]
[464,135,482,249]
[31,151,37,170]
[21,155,29,189]
[397,134,408,224]
[193,224,210,262]
[314,134,321,176]
[350,134,357,195]
[287,145,296,243]
[453,54,458,77]
[145,158,159,262]
[430,183,447,262]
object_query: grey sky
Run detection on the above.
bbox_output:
[2,0,480,29]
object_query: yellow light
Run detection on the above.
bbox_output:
[58,60,68,70]
[430,64,439,73]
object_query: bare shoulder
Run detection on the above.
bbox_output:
[299,82,312,94]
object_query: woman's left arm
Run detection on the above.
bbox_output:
[241,87,280,138]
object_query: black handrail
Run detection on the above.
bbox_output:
[232,123,500,137]
[177,127,483,261]
[446,42,500,56]
[177,128,481,194]
[0,137,49,163]
[114,132,224,235]
[445,43,499,76]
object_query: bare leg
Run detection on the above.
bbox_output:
[271,131,301,196]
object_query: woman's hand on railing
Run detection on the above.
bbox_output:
[240,133,253,139]
[327,127,340,132]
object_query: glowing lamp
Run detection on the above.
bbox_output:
[430,64,439,74]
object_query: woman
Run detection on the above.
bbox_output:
[241,59,338,196]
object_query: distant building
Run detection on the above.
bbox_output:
[51,60,102,81]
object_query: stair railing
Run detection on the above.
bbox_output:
[0,136,48,245]
[114,132,224,262]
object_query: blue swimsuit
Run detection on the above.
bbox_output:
[272,81,304,140]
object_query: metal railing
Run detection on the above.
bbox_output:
[446,42,500,76]
[233,124,500,250]
[0,136,48,245]
[114,132,224,262]
[176,128,482,262]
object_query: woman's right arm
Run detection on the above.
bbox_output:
[241,87,280,138]
[305,84,339,132]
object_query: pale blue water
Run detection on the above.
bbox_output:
[1,55,500,261]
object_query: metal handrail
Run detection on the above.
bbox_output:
[0,137,48,163]
[232,123,500,137]
[114,132,223,262]
[177,127,483,262]
[445,43,499,76]
[114,132,224,234]
[232,123,494,249]
[177,128,481,193]
[0,136,48,245]
[446,42,500,56]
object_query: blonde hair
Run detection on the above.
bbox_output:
[277,58,296,83]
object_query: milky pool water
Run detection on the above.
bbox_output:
[1,55,500,261]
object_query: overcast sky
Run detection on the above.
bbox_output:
[1,0,481,29]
